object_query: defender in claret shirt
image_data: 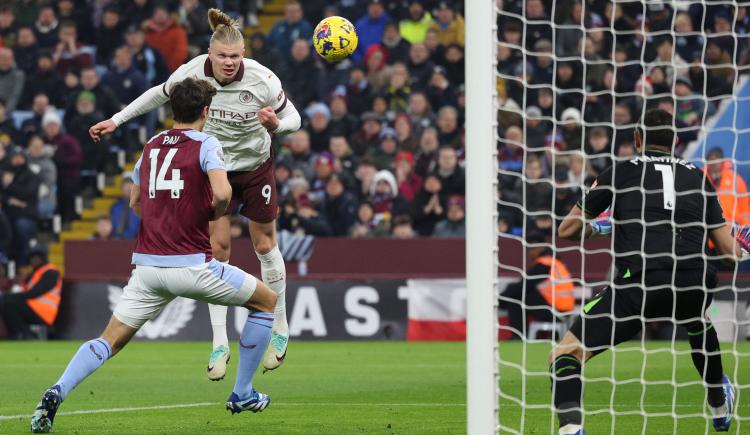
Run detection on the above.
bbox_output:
[31,78,279,434]
[89,9,299,379]
[553,109,747,435]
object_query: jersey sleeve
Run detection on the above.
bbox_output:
[162,61,193,97]
[703,174,726,228]
[264,71,288,114]
[132,156,143,186]
[577,166,614,217]
[199,136,226,173]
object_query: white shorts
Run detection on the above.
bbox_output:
[114,259,258,329]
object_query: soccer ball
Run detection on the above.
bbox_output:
[312,16,358,62]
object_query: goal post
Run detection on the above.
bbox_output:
[465,0,499,434]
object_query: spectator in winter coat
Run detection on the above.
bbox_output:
[0,47,25,112]
[52,21,93,76]
[382,21,410,65]
[267,1,313,60]
[350,112,383,157]
[143,5,188,72]
[64,91,107,193]
[394,151,422,202]
[109,178,141,239]
[411,173,447,236]
[369,169,409,219]
[1,147,40,265]
[283,38,320,109]
[20,94,52,143]
[354,0,390,62]
[369,127,399,171]
[430,2,464,47]
[13,26,38,75]
[25,135,56,219]
[42,111,82,223]
[102,46,148,106]
[177,0,210,56]
[329,94,359,139]
[249,32,285,78]
[287,130,316,181]
[433,195,466,238]
[94,7,126,66]
[414,127,439,177]
[125,25,169,86]
[329,135,359,190]
[305,103,332,153]
[434,146,464,196]
[33,5,58,49]
[399,1,433,44]
[320,174,358,236]
[407,43,434,90]
[20,53,63,109]
[350,200,390,238]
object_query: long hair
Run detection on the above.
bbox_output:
[208,8,243,46]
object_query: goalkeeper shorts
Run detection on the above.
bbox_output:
[569,268,717,354]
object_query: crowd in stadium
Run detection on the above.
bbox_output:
[498,1,750,237]
[0,0,472,267]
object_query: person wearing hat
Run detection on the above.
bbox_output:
[399,0,434,44]
[320,173,358,236]
[42,109,83,224]
[674,75,715,129]
[304,102,332,153]
[310,151,335,202]
[354,0,390,62]
[427,64,456,110]
[2,147,40,266]
[125,24,170,86]
[394,150,421,202]
[560,107,582,151]
[0,248,62,339]
[432,194,465,238]
[430,2,464,47]
[498,232,574,340]
[351,111,383,157]
[369,126,400,170]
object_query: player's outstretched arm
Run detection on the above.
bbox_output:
[89,84,170,142]
[208,169,232,219]
[712,224,749,263]
[558,206,596,241]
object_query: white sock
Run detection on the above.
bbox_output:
[257,245,288,336]
[559,423,583,435]
[208,304,229,348]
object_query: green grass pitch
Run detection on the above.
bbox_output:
[0,341,748,434]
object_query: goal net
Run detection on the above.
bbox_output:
[467,1,750,434]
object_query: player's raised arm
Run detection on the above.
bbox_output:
[89,83,171,142]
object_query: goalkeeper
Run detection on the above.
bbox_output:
[555,109,743,434]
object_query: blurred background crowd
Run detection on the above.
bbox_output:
[0,0,748,270]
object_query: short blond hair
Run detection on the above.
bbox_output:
[208,8,244,46]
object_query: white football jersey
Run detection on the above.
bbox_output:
[164,54,288,172]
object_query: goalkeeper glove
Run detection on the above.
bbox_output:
[589,219,612,238]
[732,224,750,256]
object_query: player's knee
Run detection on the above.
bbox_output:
[253,238,274,255]
[211,239,231,262]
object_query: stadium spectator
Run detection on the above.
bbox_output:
[430,2,464,47]
[267,1,312,60]
[320,173,358,236]
[354,158,378,201]
[391,215,416,239]
[414,126,439,177]
[286,130,315,181]
[52,21,93,76]
[432,194,465,238]
[436,106,460,148]
[351,112,383,158]
[64,91,107,194]
[42,111,82,224]
[442,43,464,85]
[328,93,359,138]
[350,200,389,238]
[427,66,456,111]
[394,151,421,202]
[25,135,56,220]
[143,5,188,72]
[0,100,17,140]
[399,0,433,44]
[329,135,358,189]
[248,32,285,78]
[13,26,38,75]
[0,47,24,113]
[278,182,332,236]
[283,38,320,109]
[310,152,334,202]
[177,0,210,57]
[382,21,410,65]
[560,107,583,151]
[304,102,332,153]
[102,46,148,106]
[125,25,169,87]
[354,0,389,62]
[20,93,51,143]
[369,169,408,217]
[584,126,612,175]
[94,7,126,66]
[394,113,418,153]
[21,52,63,109]
[123,0,155,28]
[76,67,121,120]
[369,127,399,170]
[411,173,446,236]
[499,232,574,339]
[386,63,412,114]
[33,5,58,49]
[109,178,140,240]
[407,43,434,90]
[407,91,434,133]
[363,44,389,90]
[57,0,93,45]
[345,66,372,116]
[705,147,750,226]
[2,147,40,265]
[0,249,61,339]
[0,5,17,45]
[92,214,113,240]
[523,107,546,149]
[434,145,464,196]
[553,167,579,226]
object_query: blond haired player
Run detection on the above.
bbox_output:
[90,9,299,380]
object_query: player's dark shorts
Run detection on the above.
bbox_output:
[227,155,277,224]
[569,268,717,354]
